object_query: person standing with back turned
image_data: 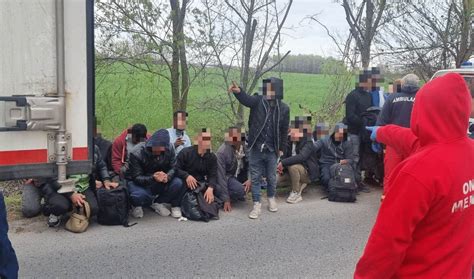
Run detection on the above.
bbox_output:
[355,73,474,278]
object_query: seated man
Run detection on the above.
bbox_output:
[94,122,114,174]
[167,111,192,157]
[314,123,355,191]
[112,123,148,177]
[175,128,217,206]
[216,127,251,212]
[42,145,117,227]
[127,129,185,219]
[21,178,45,218]
[277,116,319,204]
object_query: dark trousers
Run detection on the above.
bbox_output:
[0,192,19,279]
[227,177,246,201]
[128,177,185,207]
[43,186,98,217]
[320,163,332,190]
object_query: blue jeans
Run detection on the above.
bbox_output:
[0,192,19,279]
[249,148,278,202]
[128,177,185,207]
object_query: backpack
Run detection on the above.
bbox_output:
[328,163,357,202]
[97,186,135,227]
[181,182,219,222]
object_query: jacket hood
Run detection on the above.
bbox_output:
[146,129,170,149]
[263,77,283,99]
[401,85,418,95]
[410,73,471,146]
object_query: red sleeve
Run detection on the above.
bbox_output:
[111,136,124,174]
[354,172,434,278]
[377,125,419,158]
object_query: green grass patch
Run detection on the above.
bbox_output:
[96,63,338,147]
[5,193,21,221]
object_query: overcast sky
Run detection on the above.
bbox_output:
[279,0,349,57]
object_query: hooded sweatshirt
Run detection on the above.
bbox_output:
[127,129,176,187]
[355,73,474,278]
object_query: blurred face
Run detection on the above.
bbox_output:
[290,127,304,142]
[334,128,345,142]
[151,146,166,156]
[225,128,244,147]
[264,82,276,100]
[132,134,146,145]
[174,113,187,130]
[196,130,212,153]
[315,123,330,140]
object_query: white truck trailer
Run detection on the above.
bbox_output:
[0,0,94,191]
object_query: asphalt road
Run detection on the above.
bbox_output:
[9,186,382,278]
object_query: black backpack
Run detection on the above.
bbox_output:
[328,163,357,202]
[97,186,135,227]
[360,107,381,144]
[181,182,219,222]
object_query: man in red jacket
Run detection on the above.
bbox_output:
[111,124,148,177]
[355,73,474,278]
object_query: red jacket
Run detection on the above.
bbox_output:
[111,129,130,175]
[377,125,420,193]
[355,73,474,278]
[111,128,150,175]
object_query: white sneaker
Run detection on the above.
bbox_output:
[132,206,144,218]
[249,202,261,219]
[286,191,297,203]
[151,203,171,216]
[268,197,278,212]
[286,191,302,204]
[171,207,182,218]
[300,183,308,194]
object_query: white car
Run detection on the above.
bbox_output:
[431,60,474,136]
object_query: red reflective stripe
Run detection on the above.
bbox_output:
[0,149,47,165]
[0,147,89,165]
[72,147,89,160]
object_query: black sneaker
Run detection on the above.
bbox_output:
[47,214,61,227]
[358,182,371,193]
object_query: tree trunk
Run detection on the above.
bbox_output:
[170,0,181,113]
[178,0,190,111]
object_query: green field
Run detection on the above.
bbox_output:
[95,63,340,146]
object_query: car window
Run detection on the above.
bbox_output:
[463,76,474,98]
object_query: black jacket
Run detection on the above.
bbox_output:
[344,88,372,134]
[376,87,418,128]
[92,145,110,183]
[233,82,289,155]
[314,134,355,167]
[94,135,113,171]
[281,137,319,182]
[175,146,218,188]
[128,142,176,187]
